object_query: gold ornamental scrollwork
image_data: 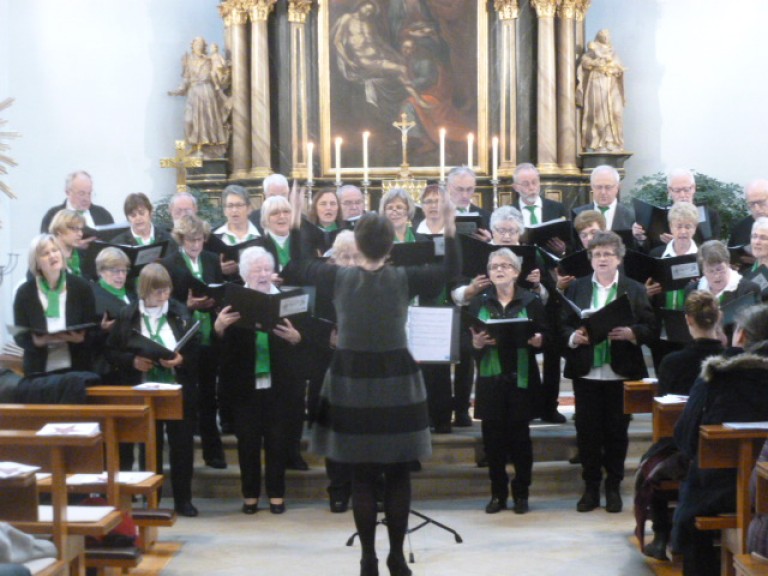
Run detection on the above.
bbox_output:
[494,0,519,20]
[219,0,249,25]
[249,0,277,22]
[530,0,558,18]
[288,0,313,24]
[558,0,578,19]
[574,0,592,21]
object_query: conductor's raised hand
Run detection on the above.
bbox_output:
[441,190,457,237]
[289,180,304,230]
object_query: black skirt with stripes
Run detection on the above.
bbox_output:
[310,347,432,464]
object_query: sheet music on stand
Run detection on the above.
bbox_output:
[406,306,459,363]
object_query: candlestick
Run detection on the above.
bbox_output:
[439,128,446,183]
[334,137,342,184]
[362,131,370,183]
[467,133,474,168]
[306,141,314,184]
[492,136,499,182]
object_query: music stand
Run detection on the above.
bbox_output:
[346,509,463,564]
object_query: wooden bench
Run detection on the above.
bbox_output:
[0,430,122,576]
[697,425,768,576]
[652,398,686,443]
[734,554,768,576]
[624,379,658,414]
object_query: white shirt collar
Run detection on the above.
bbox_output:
[214,221,261,243]
[661,239,698,258]
[698,269,742,297]
[139,299,169,319]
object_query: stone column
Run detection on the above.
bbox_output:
[288,1,313,179]
[248,0,278,178]
[574,0,591,157]
[531,0,558,174]
[495,0,519,177]
[556,0,578,173]
[220,0,251,179]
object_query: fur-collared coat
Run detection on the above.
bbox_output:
[672,344,768,549]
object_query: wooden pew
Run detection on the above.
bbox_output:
[624,379,658,414]
[734,464,768,575]
[652,398,686,443]
[0,430,121,576]
[697,425,768,576]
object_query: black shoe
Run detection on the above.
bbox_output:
[205,457,228,469]
[485,497,507,514]
[604,487,623,513]
[642,532,670,561]
[386,554,412,576]
[287,456,309,471]
[360,554,379,576]
[568,452,581,465]
[453,412,473,427]
[433,422,452,434]
[329,499,349,513]
[242,502,258,515]
[576,489,599,512]
[269,501,286,514]
[175,501,199,517]
[540,411,567,424]
[513,498,529,514]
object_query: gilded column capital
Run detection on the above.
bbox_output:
[494,0,519,20]
[288,0,313,24]
[249,0,277,22]
[221,0,250,25]
[531,0,558,18]
[574,0,592,21]
[558,0,578,19]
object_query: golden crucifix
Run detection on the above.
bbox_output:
[159,140,203,193]
[393,113,415,178]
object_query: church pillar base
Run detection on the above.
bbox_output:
[580,151,634,178]
[188,159,229,185]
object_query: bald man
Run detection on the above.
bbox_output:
[729,179,768,247]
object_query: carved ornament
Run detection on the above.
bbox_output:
[249,0,277,22]
[219,0,248,26]
[494,0,519,20]
[558,0,578,19]
[531,0,558,19]
[574,0,592,21]
[288,0,313,23]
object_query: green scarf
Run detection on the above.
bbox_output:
[142,314,174,383]
[181,252,212,345]
[98,278,127,302]
[39,274,66,319]
[524,205,538,225]
[273,236,291,269]
[133,233,154,246]
[67,250,81,276]
[255,331,271,377]
[592,282,617,368]
[395,226,416,244]
[665,289,685,311]
[321,222,338,232]
[226,232,257,245]
[477,305,530,389]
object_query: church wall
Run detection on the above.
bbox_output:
[587,0,768,191]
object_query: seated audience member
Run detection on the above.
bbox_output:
[636,291,723,561]
[111,192,176,250]
[747,437,768,557]
[162,215,227,470]
[214,247,305,515]
[672,303,768,576]
[561,231,656,514]
[48,209,88,277]
[104,263,199,517]
[14,234,96,376]
[0,367,98,404]
[40,170,114,233]
[469,249,546,515]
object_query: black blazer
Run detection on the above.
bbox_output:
[40,201,114,233]
[572,202,635,231]
[159,250,223,305]
[560,273,657,379]
[517,197,569,222]
[110,226,177,252]
[91,281,136,380]
[13,273,97,376]
[657,338,724,396]
[729,215,754,248]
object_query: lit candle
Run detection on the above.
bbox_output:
[335,137,343,183]
[362,131,370,183]
[306,141,314,183]
[439,128,446,182]
[467,133,474,167]
[492,136,499,181]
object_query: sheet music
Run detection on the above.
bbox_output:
[36,422,100,436]
[723,421,768,430]
[406,307,455,362]
[38,505,114,522]
[670,262,699,281]
[279,293,309,317]
[0,461,40,479]
[655,395,688,405]
[133,382,182,391]
[134,245,164,266]
[67,471,154,485]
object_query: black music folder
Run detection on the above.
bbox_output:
[462,310,535,349]
[8,322,98,337]
[623,251,700,291]
[205,235,263,263]
[455,213,484,236]
[89,240,168,269]
[540,248,592,278]
[187,276,230,302]
[127,320,200,361]
[389,237,444,267]
[224,284,309,331]
[83,222,131,242]
[728,244,754,266]
[561,293,633,344]
[659,309,692,343]
[522,218,572,247]
[458,234,535,279]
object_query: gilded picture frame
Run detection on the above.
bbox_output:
[318,0,489,179]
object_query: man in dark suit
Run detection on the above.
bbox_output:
[729,178,768,247]
[249,173,289,234]
[513,162,568,424]
[40,170,114,232]
[572,164,637,233]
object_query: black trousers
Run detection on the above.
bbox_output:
[481,418,532,500]
[197,344,224,462]
[453,345,474,416]
[156,418,195,505]
[232,387,286,500]
[422,364,452,428]
[573,378,630,489]
[539,346,562,416]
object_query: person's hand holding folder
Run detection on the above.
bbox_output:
[186,289,215,311]
[220,253,239,276]
[607,326,636,343]
[214,305,241,337]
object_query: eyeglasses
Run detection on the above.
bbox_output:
[515,180,539,189]
[385,204,408,213]
[67,225,84,232]
[493,227,520,237]
[450,185,475,194]
[592,184,617,193]
[751,233,768,242]
[748,199,768,209]
[225,202,248,210]
[489,262,515,271]
[590,251,617,259]
[579,231,598,240]
[105,268,129,275]
[422,199,440,206]
[668,185,694,195]
[670,223,696,231]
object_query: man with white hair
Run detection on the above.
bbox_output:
[250,173,290,232]
[169,191,198,227]
[572,165,636,232]
[338,185,366,223]
[730,179,768,247]
[40,170,114,232]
